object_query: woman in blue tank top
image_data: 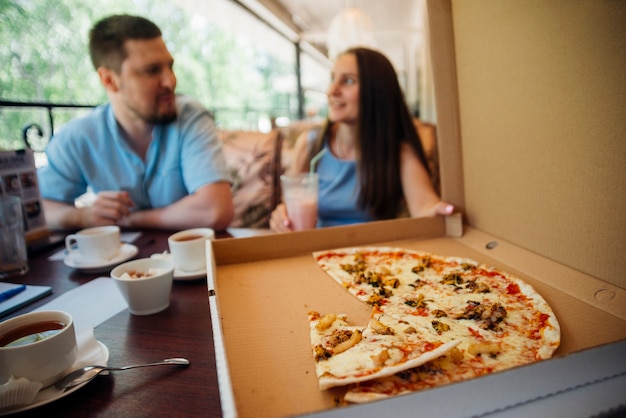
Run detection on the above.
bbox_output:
[270,47,454,231]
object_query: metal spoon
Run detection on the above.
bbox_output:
[54,358,190,390]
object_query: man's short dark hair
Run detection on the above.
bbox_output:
[89,14,162,72]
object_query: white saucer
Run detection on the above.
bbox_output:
[150,252,207,281]
[173,267,207,280]
[64,244,138,273]
[0,341,109,415]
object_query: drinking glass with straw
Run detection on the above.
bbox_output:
[279,150,325,231]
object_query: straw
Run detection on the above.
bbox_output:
[309,148,327,174]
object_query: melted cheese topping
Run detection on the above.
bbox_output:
[312,247,561,400]
[309,311,459,390]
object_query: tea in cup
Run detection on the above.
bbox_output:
[0,310,77,388]
[167,228,215,272]
[111,258,175,316]
[65,225,121,261]
[280,173,318,231]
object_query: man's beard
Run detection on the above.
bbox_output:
[125,92,177,125]
[148,111,177,125]
[135,105,177,125]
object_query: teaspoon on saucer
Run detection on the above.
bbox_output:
[54,358,190,390]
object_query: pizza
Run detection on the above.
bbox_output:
[308,246,561,403]
[308,311,460,390]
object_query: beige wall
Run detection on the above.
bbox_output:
[430,1,626,287]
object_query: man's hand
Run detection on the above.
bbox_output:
[42,191,135,231]
[43,184,233,232]
[89,191,134,225]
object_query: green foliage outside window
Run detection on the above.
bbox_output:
[0,0,300,152]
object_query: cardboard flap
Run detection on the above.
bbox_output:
[212,216,447,266]
[444,212,463,237]
[305,339,626,418]
[458,227,626,321]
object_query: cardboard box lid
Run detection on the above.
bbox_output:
[427,0,626,288]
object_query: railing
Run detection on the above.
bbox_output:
[0,99,298,154]
[0,100,96,152]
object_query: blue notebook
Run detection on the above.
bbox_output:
[0,282,52,318]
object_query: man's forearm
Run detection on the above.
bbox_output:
[41,199,88,231]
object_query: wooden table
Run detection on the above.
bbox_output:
[3,230,224,417]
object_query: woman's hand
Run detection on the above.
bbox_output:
[434,201,455,216]
[269,203,294,233]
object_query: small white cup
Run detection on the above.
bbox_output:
[0,310,78,387]
[111,258,175,316]
[65,225,121,261]
[167,228,215,272]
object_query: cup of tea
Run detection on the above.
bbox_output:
[280,173,318,231]
[0,310,78,388]
[167,228,215,272]
[111,258,175,316]
[65,225,121,261]
[0,195,29,279]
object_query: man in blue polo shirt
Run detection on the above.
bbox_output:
[38,14,233,231]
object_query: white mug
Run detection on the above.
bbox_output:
[168,228,215,272]
[65,226,121,261]
[0,310,78,387]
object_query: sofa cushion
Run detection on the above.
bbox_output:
[218,129,283,228]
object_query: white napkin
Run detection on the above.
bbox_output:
[0,377,42,409]
[149,250,171,261]
[73,327,105,369]
[34,277,127,333]
[226,228,273,238]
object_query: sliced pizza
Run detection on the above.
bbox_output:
[309,246,561,403]
[308,311,460,390]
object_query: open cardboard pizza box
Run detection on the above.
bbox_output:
[207,217,626,418]
[206,1,626,417]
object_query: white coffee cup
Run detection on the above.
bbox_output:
[167,228,215,272]
[0,310,78,388]
[65,225,121,261]
[111,258,175,316]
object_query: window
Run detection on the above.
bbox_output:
[0,0,329,155]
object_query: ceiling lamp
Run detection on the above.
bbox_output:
[326,7,377,60]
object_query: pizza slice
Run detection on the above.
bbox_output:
[343,348,470,403]
[308,310,460,391]
[312,246,477,307]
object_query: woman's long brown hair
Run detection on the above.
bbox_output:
[342,47,431,219]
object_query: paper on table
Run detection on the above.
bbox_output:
[34,277,127,334]
[48,231,142,261]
